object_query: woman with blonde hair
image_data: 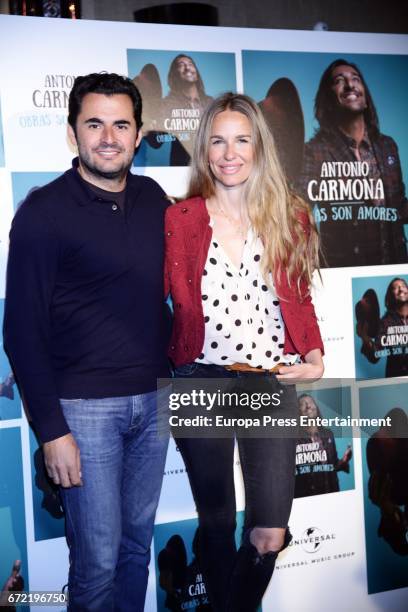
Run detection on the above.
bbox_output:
[165,92,324,611]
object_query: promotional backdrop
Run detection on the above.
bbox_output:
[0,14,407,612]
[352,274,408,379]
[127,49,236,167]
[243,51,408,269]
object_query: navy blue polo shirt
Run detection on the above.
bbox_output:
[3,159,171,443]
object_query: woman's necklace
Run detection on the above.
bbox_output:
[215,200,248,238]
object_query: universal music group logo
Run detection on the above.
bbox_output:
[291,526,336,553]
[276,526,356,571]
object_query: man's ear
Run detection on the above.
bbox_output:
[67,124,78,148]
[135,128,143,149]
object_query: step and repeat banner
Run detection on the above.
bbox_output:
[0,14,407,612]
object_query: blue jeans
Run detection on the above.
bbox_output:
[59,389,169,612]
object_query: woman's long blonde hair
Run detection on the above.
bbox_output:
[187,92,320,295]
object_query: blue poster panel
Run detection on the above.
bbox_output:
[294,386,354,498]
[0,427,28,594]
[0,299,21,421]
[242,51,408,268]
[359,381,408,594]
[154,512,250,611]
[352,275,408,379]
[127,50,236,167]
[11,171,62,211]
[29,427,65,541]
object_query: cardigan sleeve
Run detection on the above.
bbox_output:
[164,205,177,299]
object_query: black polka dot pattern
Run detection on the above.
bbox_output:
[196,228,298,368]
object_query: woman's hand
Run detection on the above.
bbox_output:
[276,348,324,382]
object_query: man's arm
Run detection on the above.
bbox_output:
[296,140,321,205]
[3,196,82,487]
[3,196,66,441]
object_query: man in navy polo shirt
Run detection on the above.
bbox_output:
[4,73,171,611]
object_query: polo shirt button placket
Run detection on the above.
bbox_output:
[112,204,118,211]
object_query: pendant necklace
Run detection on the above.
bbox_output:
[215,200,248,238]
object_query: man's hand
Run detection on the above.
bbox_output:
[341,445,353,463]
[2,559,23,592]
[43,433,82,488]
[0,559,24,610]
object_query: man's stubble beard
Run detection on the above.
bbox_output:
[78,145,135,182]
[81,155,130,181]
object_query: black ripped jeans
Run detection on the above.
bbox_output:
[174,362,297,611]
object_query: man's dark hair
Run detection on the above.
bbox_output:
[68,72,143,132]
[385,277,408,313]
[314,59,379,137]
[167,54,206,98]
